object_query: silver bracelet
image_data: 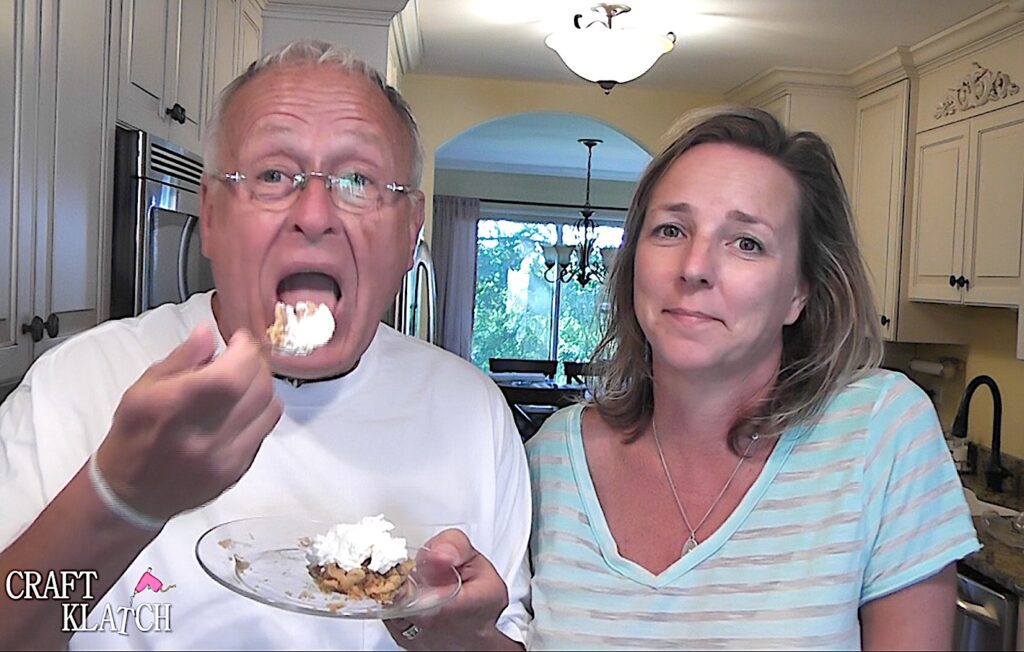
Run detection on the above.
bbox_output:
[87,454,165,532]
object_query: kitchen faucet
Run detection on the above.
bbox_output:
[951,375,1011,492]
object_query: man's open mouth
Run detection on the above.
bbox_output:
[276,271,341,311]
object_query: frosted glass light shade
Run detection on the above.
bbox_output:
[545,25,674,86]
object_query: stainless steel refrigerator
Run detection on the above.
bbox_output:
[385,238,437,344]
[110,127,214,318]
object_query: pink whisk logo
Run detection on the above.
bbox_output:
[130,568,175,605]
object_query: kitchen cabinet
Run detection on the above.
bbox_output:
[731,74,857,194]
[238,0,261,72]
[851,81,909,339]
[0,0,34,385]
[118,0,208,154]
[759,94,791,127]
[206,0,263,129]
[909,102,1024,307]
[0,0,116,387]
[907,121,967,303]
[849,80,966,344]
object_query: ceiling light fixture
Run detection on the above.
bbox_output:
[545,3,675,94]
[542,138,617,288]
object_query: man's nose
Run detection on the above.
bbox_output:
[286,178,337,240]
[679,236,715,288]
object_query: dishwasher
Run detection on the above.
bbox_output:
[956,569,1018,651]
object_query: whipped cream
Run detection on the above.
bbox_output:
[268,301,335,356]
[308,515,408,574]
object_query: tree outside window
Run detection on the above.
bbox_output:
[472,217,624,377]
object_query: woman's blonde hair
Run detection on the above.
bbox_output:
[592,106,883,450]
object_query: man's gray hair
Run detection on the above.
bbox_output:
[202,39,424,188]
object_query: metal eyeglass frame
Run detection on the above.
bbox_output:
[219,170,414,211]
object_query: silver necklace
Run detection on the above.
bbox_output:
[652,418,758,556]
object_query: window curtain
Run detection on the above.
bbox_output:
[431,195,480,360]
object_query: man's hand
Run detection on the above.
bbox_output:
[94,324,283,522]
[384,529,523,651]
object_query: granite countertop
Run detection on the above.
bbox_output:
[959,472,1024,596]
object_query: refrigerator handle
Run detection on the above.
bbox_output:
[423,256,437,345]
[956,597,1001,628]
[177,214,198,302]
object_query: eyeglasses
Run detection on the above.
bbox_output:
[217,168,415,213]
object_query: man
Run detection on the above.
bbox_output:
[0,40,530,650]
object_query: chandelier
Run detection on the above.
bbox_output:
[542,138,618,288]
[545,3,675,94]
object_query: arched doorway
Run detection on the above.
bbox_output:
[433,112,651,374]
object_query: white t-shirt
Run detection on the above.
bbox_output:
[0,292,531,650]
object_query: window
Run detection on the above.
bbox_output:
[471,216,624,374]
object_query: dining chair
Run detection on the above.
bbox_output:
[497,385,586,442]
[563,361,594,385]
[488,358,557,380]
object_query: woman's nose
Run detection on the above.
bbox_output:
[679,238,715,288]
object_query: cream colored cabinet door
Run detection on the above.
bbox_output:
[166,0,207,154]
[30,0,114,357]
[203,0,260,155]
[908,120,970,303]
[852,81,908,339]
[239,0,262,72]
[119,0,208,154]
[962,102,1024,307]
[1,0,113,386]
[206,0,238,122]
[0,0,35,386]
[758,94,791,127]
[118,0,173,137]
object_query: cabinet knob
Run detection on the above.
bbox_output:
[21,316,44,343]
[165,103,187,125]
[949,275,957,287]
[880,315,890,326]
[956,275,968,289]
[20,314,60,343]
[44,313,59,338]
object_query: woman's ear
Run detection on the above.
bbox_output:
[784,278,809,326]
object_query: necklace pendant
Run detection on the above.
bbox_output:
[681,535,698,556]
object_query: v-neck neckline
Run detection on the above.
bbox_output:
[565,404,800,588]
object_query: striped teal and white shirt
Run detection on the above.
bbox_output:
[525,370,979,650]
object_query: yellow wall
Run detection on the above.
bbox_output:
[400,73,723,239]
[917,307,1024,458]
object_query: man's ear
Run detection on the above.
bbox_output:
[784,278,809,326]
[406,191,426,270]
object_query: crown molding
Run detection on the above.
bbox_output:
[263,1,405,27]
[911,3,1024,75]
[391,0,422,74]
[726,68,853,106]
[727,5,1024,103]
[849,47,916,96]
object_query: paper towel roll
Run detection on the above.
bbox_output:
[909,359,949,377]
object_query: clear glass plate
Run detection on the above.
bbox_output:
[195,516,462,619]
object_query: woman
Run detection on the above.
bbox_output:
[525,107,978,650]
